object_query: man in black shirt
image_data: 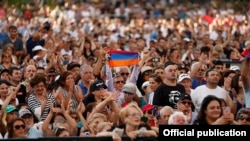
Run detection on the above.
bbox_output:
[153,62,185,109]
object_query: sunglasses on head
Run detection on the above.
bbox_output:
[238,116,250,122]
[14,124,25,130]
[121,72,129,76]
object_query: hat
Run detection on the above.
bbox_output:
[245,40,250,46]
[122,82,136,94]
[18,108,32,117]
[0,69,10,75]
[141,66,153,74]
[183,37,191,42]
[178,74,191,83]
[142,104,153,112]
[230,66,240,71]
[5,105,18,113]
[32,45,47,52]
[141,81,150,89]
[90,80,107,92]
[67,62,80,70]
[178,93,191,101]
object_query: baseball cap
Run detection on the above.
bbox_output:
[18,108,32,117]
[178,93,192,101]
[230,66,240,71]
[0,69,10,75]
[141,66,153,74]
[67,62,80,71]
[178,74,191,83]
[141,81,150,89]
[142,104,153,112]
[245,40,250,46]
[122,82,137,94]
[5,105,18,113]
[32,45,47,52]
[89,80,107,92]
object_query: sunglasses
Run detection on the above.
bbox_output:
[238,116,250,122]
[181,101,192,105]
[121,73,129,76]
[115,80,125,84]
[14,124,25,130]
[146,110,153,114]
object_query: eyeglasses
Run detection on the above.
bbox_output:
[115,80,125,84]
[238,116,250,122]
[22,115,33,119]
[14,124,26,130]
[146,110,153,115]
[121,72,129,76]
[128,113,142,117]
[124,91,134,95]
[181,101,192,105]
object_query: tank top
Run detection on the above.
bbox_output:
[61,86,79,112]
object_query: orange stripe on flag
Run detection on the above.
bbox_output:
[109,58,139,67]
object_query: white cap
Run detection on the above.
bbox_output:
[245,40,250,46]
[183,37,191,42]
[178,73,191,83]
[230,66,240,71]
[141,66,153,74]
[32,45,47,52]
[141,81,150,89]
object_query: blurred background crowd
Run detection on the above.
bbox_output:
[0,0,250,140]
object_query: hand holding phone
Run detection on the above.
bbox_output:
[222,106,231,115]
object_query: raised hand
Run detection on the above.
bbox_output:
[77,101,85,114]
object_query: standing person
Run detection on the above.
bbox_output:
[177,73,193,95]
[2,25,25,63]
[191,68,235,113]
[153,62,185,109]
[241,56,250,107]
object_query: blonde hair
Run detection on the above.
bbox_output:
[87,113,107,124]
[97,122,113,133]
[119,103,143,122]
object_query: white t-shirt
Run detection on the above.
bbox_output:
[191,85,229,112]
[0,98,19,106]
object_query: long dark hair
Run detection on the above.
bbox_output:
[194,95,222,125]
[231,73,241,94]
[7,118,26,138]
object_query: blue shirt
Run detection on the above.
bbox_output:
[4,127,44,139]
[78,82,88,95]
[192,78,206,89]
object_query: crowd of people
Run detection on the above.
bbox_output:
[0,0,250,140]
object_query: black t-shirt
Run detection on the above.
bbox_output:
[153,83,185,109]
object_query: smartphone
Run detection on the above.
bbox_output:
[222,106,231,115]
[153,105,159,116]
[53,103,61,108]
[0,105,2,110]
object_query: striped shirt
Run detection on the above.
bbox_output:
[28,92,56,121]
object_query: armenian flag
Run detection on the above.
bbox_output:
[108,50,139,67]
